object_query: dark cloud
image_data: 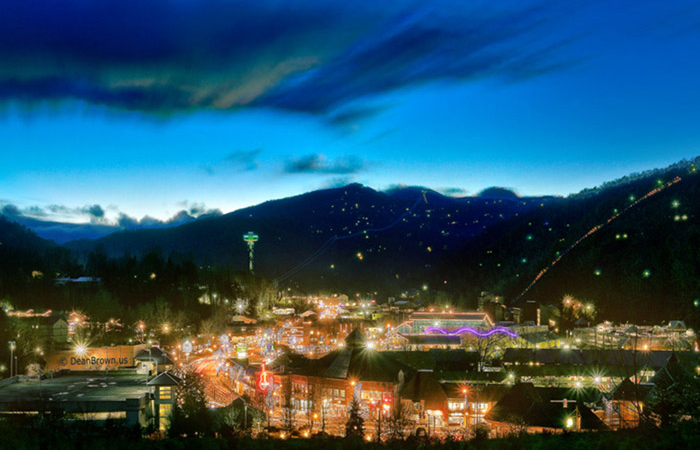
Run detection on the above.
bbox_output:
[117,210,198,229]
[24,205,48,217]
[82,204,106,222]
[166,211,195,225]
[327,106,384,128]
[321,177,355,189]
[383,183,410,192]
[139,216,162,227]
[135,209,221,228]
[46,203,105,221]
[437,187,467,197]
[1,204,21,217]
[285,154,365,175]
[2,199,221,233]
[116,212,138,229]
[187,205,206,217]
[46,205,67,214]
[118,205,221,230]
[175,201,222,219]
[0,1,576,118]
[260,3,566,114]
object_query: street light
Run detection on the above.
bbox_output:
[462,387,468,430]
[8,341,16,378]
[565,416,575,430]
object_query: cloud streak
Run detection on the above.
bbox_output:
[202,149,263,175]
[0,1,576,118]
[1,200,221,228]
[284,154,366,175]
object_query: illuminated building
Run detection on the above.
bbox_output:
[0,370,181,430]
[388,311,495,350]
[148,371,181,432]
[287,329,414,423]
[394,311,494,335]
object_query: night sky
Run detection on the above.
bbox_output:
[2,0,700,225]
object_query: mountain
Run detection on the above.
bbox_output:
[3,211,222,244]
[65,183,556,291]
[15,156,700,326]
[478,187,521,200]
[441,158,700,323]
[4,216,121,244]
[0,216,77,296]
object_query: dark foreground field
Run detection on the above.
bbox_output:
[2,421,698,450]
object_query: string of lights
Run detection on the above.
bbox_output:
[513,176,682,302]
[425,326,519,338]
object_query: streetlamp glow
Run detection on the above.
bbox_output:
[8,341,16,378]
[565,417,575,429]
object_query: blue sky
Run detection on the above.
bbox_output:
[1,0,700,224]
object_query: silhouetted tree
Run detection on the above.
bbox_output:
[345,398,364,438]
[169,369,211,437]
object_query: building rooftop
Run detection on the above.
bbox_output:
[147,371,181,387]
[400,370,447,411]
[402,335,462,345]
[486,382,606,430]
[0,371,150,410]
[134,347,174,365]
[502,348,683,368]
[297,329,415,383]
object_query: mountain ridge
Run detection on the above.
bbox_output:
[3,157,700,324]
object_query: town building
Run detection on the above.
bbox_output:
[0,370,182,431]
[148,371,181,432]
[135,347,175,375]
[387,311,494,350]
[256,329,415,435]
[485,382,606,433]
[45,344,143,371]
[0,371,146,426]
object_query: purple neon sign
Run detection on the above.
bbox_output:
[424,326,518,338]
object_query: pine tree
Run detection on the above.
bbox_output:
[345,398,365,438]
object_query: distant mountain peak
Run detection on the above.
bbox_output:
[478,187,520,200]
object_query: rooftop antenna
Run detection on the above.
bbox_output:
[243,231,259,273]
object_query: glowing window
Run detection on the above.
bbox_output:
[160,386,172,400]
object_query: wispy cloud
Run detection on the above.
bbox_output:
[1,200,221,228]
[203,149,263,175]
[2,202,108,223]
[102,206,222,229]
[437,187,467,197]
[320,176,356,189]
[1,204,22,217]
[224,149,262,171]
[0,1,577,119]
[284,154,366,175]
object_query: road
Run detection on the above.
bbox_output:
[189,355,237,406]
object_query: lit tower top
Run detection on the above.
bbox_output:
[243,231,259,273]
